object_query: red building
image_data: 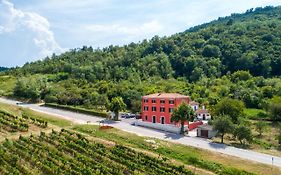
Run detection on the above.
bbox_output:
[141,93,190,125]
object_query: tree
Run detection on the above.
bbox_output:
[255,121,267,136]
[234,125,253,145]
[231,70,252,82]
[213,98,245,123]
[270,104,281,121]
[202,45,221,58]
[277,133,281,147]
[190,67,204,82]
[108,97,126,121]
[171,102,195,134]
[277,124,281,147]
[131,99,141,114]
[213,115,233,143]
[13,78,42,102]
[267,96,281,121]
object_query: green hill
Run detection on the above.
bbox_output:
[11,6,281,80]
[3,6,281,111]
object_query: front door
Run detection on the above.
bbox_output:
[152,116,156,123]
[201,130,208,138]
[161,117,165,124]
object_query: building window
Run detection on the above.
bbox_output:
[143,99,148,103]
[169,108,174,113]
[152,106,156,112]
[160,107,165,112]
[145,115,148,120]
[143,106,149,111]
[169,100,174,104]
[160,99,165,104]
[152,99,156,103]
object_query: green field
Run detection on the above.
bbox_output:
[244,108,268,120]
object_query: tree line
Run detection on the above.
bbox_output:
[6,6,281,82]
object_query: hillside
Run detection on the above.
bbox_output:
[10,6,281,80]
[2,6,281,111]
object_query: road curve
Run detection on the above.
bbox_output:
[0,97,280,167]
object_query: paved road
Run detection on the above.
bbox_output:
[1,97,281,167]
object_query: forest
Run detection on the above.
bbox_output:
[1,6,281,117]
[0,67,8,72]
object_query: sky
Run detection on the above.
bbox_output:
[0,0,281,67]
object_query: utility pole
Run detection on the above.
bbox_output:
[271,157,274,170]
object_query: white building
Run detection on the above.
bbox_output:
[190,101,199,111]
[195,109,211,120]
[197,124,217,138]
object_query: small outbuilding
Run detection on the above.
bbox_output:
[197,124,217,139]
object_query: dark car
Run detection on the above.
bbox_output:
[129,114,136,118]
[135,114,141,119]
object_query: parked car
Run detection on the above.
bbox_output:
[121,113,127,118]
[121,113,138,119]
[127,114,136,118]
[135,114,141,119]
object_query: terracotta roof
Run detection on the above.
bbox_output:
[142,93,189,99]
[190,101,199,105]
[195,109,209,114]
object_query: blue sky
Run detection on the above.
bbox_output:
[0,0,280,67]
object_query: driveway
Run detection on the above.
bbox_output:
[0,97,281,167]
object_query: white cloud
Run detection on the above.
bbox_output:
[86,20,163,36]
[0,0,63,57]
[0,25,4,33]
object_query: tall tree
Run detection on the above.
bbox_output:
[213,98,245,123]
[108,97,126,121]
[233,125,253,145]
[171,102,195,134]
[213,115,233,143]
[267,96,281,121]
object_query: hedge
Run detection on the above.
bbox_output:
[44,103,108,118]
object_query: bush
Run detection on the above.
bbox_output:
[44,103,108,118]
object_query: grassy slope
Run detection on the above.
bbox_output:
[211,108,281,157]
[0,75,16,96]
[244,108,267,119]
[22,108,73,127]
[213,119,281,157]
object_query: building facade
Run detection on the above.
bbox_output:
[197,124,217,138]
[195,108,211,120]
[141,93,190,125]
[190,101,199,111]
